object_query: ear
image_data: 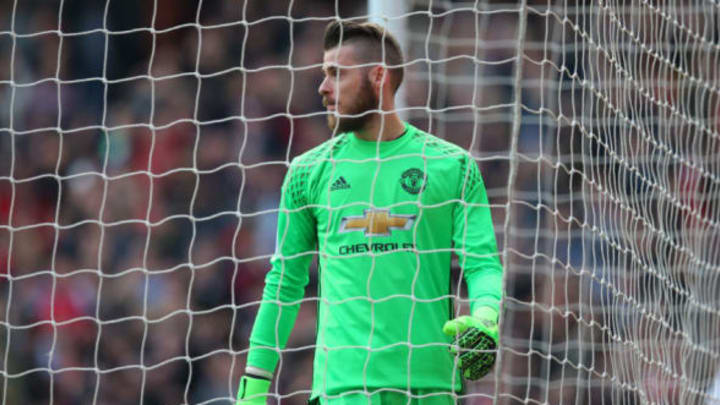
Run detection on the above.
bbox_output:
[368,65,387,94]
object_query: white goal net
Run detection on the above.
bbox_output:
[0,0,718,404]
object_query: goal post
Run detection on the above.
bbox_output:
[0,1,719,405]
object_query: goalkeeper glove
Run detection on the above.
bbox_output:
[236,374,271,405]
[442,306,499,380]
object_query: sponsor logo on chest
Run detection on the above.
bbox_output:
[337,209,417,255]
[339,209,415,236]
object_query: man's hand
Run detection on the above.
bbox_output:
[236,374,271,405]
[442,306,499,380]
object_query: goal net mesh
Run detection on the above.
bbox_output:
[0,0,718,404]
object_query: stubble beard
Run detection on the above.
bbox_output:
[326,78,378,134]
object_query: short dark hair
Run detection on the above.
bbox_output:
[323,20,404,93]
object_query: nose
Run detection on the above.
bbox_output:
[318,76,331,97]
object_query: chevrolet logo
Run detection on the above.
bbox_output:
[339,209,416,236]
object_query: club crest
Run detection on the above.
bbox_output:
[399,168,427,195]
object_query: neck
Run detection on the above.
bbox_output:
[354,113,405,142]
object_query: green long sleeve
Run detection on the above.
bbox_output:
[452,157,503,315]
[246,162,317,373]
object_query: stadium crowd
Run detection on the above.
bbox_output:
[1,0,718,404]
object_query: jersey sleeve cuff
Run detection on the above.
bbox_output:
[246,346,280,375]
[469,299,501,316]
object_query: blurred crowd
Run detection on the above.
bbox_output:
[0,0,718,404]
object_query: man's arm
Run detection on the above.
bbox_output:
[242,161,317,385]
[452,156,503,314]
[444,155,503,380]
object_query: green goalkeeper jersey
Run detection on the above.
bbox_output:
[246,122,503,397]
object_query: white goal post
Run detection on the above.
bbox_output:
[0,1,718,405]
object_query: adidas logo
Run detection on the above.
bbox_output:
[330,176,351,191]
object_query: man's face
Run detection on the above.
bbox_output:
[318,44,378,133]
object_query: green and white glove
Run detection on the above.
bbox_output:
[442,306,499,380]
[236,374,271,405]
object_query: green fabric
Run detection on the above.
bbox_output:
[246,123,503,396]
[236,375,271,405]
[442,306,499,380]
[315,389,456,405]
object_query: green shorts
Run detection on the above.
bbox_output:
[312,390,457,405]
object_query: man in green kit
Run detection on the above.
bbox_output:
[237,20,504,405]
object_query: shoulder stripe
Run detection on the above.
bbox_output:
[292,134,350,167]
[409,128,468,157]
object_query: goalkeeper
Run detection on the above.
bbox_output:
[238,21,504,405]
